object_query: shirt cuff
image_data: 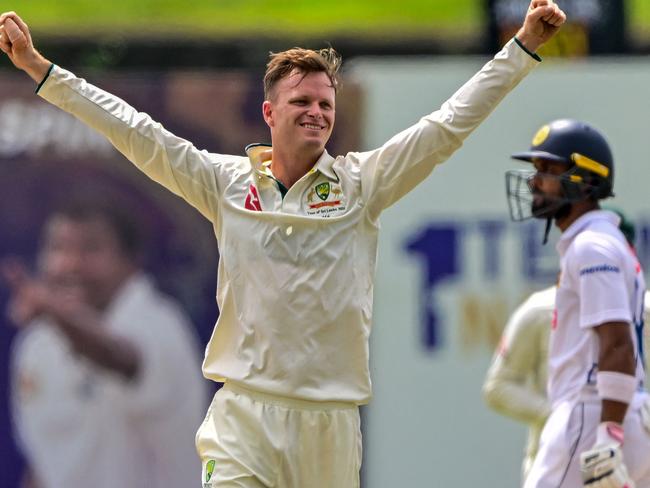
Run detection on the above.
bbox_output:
[35,63,55,94]
[513,37,542,62]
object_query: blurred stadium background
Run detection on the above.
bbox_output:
[1,1,650,487]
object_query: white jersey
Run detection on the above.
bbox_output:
[37,39,538,404]
[485,284,650,480]
[11,274,207,488]
[484,286,555,475]
[550,210,646,408]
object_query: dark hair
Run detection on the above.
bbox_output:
[263,47,342,100]
[49,198,142,260]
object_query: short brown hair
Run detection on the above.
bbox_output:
[263,47,342,100]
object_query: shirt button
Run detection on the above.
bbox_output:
[286,226,293,236]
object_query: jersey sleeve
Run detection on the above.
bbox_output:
[37,65,224,221]
[483,300,550,425]
[353,39,539,219]
[573,236,632,329]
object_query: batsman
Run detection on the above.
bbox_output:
[1,3,565,487]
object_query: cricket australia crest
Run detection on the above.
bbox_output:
[306,181,346,217]
[315,182,330,201]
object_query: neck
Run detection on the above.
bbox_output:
[556,201,600,232]
[270,146,323,189]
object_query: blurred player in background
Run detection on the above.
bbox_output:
[2,200,207,488]
[506,119,650,487]
[483,209,650,486]
[0,2,566,486]
[483,284,554,482]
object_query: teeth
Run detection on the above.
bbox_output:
[303,124,322,130]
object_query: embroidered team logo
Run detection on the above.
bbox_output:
[315,182,330,201]
[203,459,216,486]
[244,184,262,211]
[306,181,346,217]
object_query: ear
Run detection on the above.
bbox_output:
[262,100,274,128]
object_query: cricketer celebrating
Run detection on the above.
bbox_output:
[506,120,650,488]
[0,3,566,486]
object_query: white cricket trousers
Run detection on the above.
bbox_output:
[525,392,650,488]
[195,382,362,488]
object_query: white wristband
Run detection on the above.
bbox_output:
[597,371,637,404]
[596,421,624,447]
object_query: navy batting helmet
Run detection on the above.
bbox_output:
[506,119,615,223]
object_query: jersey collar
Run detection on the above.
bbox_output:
[557,210,620,255]
[307,150,338,181]
[245,143,338,182]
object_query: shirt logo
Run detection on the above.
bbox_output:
[205,459,216,483]
[579,264,620,276]
[306,181,346,216]
[244,184,262,211]
[315,182,330,201]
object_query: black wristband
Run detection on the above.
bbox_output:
[514,37,542,62]
[35,63,55,94]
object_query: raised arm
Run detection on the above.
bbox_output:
[355,1,566,217]
[0,12,223,221]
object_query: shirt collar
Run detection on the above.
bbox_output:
[556,209,620,255]
[245,143,273,177]
[245,143,338,181]
[308,150,338,181]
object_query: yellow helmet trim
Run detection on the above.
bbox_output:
[571,153,610,177]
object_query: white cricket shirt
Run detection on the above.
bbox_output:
[38,39,538,404]
[549,210,647,408]
[11,274,207,488]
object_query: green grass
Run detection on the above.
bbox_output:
[8,1,650,40]
[11,1,481,39]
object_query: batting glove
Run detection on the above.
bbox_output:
[580,422,635,488]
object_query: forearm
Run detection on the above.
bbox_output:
[20,49,50,84]
[599,355,636,424]
[47,300,140,380]
[427,39,539,145]
[483,374,549,425]
[598,330,636,424]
